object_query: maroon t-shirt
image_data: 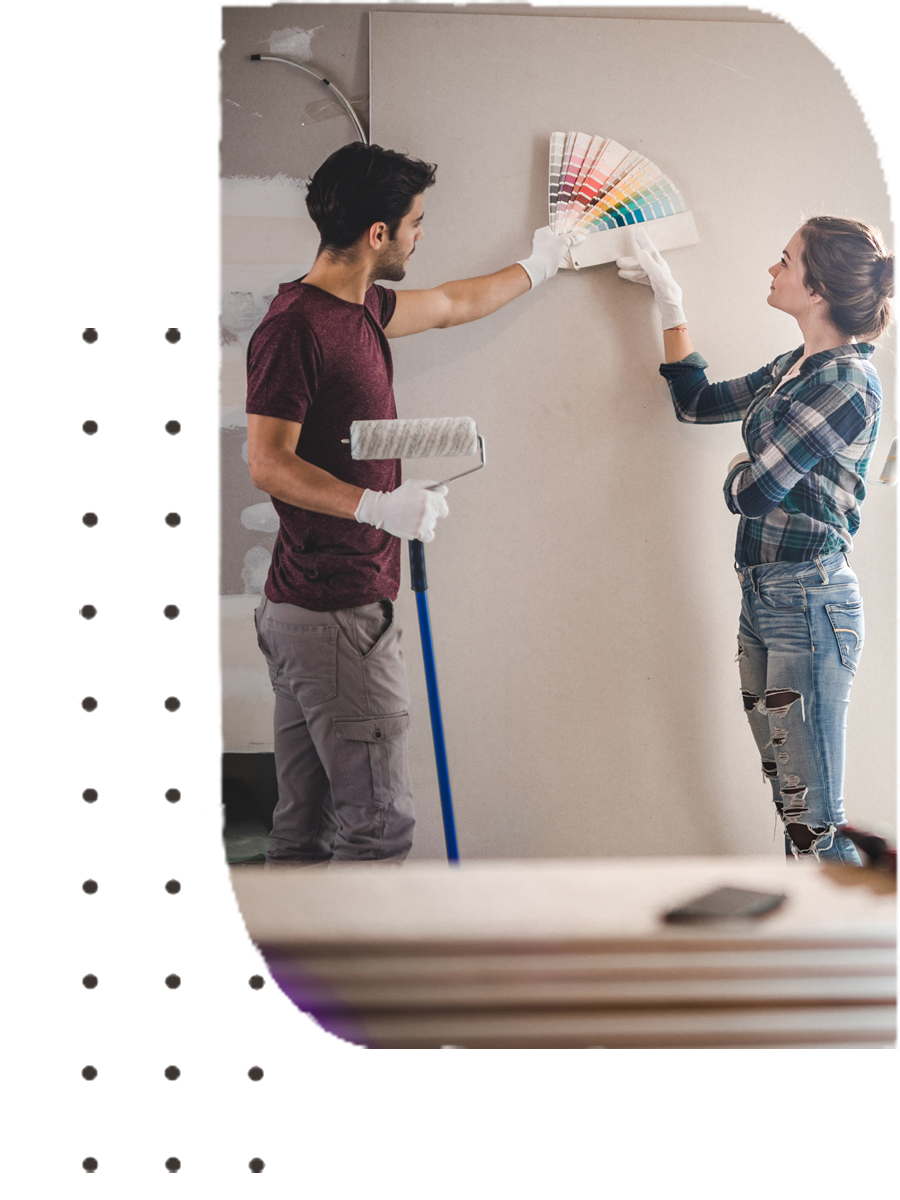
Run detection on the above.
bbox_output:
[245,280,401,611]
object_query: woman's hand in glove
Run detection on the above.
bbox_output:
[615,229,686,329]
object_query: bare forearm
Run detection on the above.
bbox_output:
[436,264,531,327]
[251,452,364,520]
[662,324,694,362]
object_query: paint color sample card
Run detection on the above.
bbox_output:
[548,131,698,269]
[566,209,699,270]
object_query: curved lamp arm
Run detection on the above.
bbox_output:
[249,54,367,144]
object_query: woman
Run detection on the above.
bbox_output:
[616,217,893,864]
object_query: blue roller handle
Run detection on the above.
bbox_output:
[409,539,459,864]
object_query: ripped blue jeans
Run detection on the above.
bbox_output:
[736,551,863,865]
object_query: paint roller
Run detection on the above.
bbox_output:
[343,416,485,863]
[345,416,485,482]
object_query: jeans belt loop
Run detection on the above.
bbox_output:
[814,555,828,584]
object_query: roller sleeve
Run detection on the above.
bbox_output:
[349,416,478,461]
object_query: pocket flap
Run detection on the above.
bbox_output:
[267,621,338,641]
[333,711,410,743]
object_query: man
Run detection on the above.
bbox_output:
[246,142,579,865]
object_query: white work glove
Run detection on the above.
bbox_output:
[615,229,686,328]
[517,226,586,288]
[355,479,449,542]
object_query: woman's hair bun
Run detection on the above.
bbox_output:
[800,216,893,339]
[883,250,900,300]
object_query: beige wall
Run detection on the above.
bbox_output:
[222,8,895,860]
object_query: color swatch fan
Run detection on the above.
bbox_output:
[550,131,699,270]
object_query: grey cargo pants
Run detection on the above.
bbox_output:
[254,596,415,863]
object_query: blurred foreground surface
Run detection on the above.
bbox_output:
[231,857,896,1049]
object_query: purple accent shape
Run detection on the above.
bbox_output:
[264,953,374,1047]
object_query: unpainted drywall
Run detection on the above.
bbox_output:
[368,10,896,859]
[220,7,895,861]
[218,4,782,594]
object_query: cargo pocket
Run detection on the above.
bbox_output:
[334,711,411,809]
[267,621,338,707]
[826,601,865,671]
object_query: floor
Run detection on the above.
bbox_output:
[225,821,269,865]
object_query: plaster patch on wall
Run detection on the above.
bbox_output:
[264,26,321,60]
[222,175,308,219]
[242,546,272,594]
[221,290,275,347]
[219,265,308,387]
[221,406,248,430]
[241,502,280,534]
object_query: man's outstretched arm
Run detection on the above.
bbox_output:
[384,227,582,338]
[385,264,530,337]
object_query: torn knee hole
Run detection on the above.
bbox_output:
[761,760,778,779]
[742,690,759,713]
[780,774,809,813]
[785,822,830,853]
[764,688,803,718]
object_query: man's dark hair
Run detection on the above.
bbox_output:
[305,142,437,255]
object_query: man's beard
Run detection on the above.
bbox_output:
[375,238,409,282]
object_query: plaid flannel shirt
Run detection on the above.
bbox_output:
[659,344,882,566]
